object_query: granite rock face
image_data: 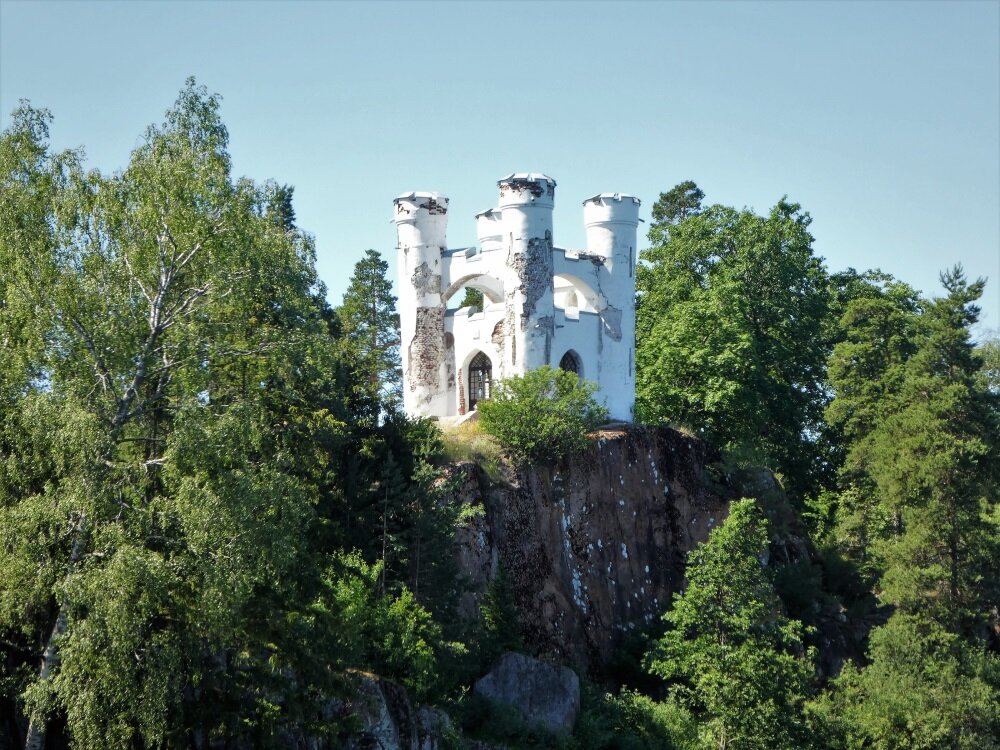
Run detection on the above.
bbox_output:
[337,673,454,750]
[452,425,730,671]
[473,652,581,735]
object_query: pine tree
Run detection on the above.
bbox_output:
[646,499,815,750]
[807,268,1000,750]
[337,249,402,418]
[817,273,922,580]
[868,267,999,633]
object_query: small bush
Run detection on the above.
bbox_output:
[574,685,699,750]
[477,366,608,464]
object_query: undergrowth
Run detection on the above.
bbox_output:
[440,419,506,481]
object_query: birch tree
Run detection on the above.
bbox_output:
[1,80,346,748]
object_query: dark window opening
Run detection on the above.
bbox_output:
[559,351,581,378]
[468,352,492,411]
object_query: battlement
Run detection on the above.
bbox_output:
[395,173,640,421]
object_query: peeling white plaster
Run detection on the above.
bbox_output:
[396,175,640,421]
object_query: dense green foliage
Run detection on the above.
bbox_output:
[648,500,815,750]
[1,94,997,750]
[0,83,467,748]
[634,181,998,750]
[477,365,609,464]
[808,614,1000,749]
[636,185,830,500]
[457,286,484,310]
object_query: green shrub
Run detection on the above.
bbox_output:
[573,685,699,750]
[477,366,608,464]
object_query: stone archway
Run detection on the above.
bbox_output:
[468,351,493,411]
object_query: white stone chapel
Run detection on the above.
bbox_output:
[394,172,639,422]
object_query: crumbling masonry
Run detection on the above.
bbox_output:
[394,173,640,422]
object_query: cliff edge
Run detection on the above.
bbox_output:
[451,425,731,673]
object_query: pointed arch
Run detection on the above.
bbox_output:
[559,349,583,380]
[467,350,493,411]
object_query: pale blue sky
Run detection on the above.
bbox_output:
[2,1,998,335]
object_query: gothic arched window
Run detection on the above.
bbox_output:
[468,351,492,411]
[559,350,582,379]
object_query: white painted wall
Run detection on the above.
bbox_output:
[395,175,639,423]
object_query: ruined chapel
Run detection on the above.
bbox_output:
[394,172,640,423]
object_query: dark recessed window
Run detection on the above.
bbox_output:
[469,352,492,410]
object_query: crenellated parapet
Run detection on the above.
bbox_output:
[394,173,640,422]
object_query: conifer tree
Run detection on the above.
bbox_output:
[647,499,815,750]
[816,273,922,579]
[337,248,402,418]
[867,267,999,632]
[808,269,1000,750]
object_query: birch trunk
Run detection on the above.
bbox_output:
[24,523,88,750]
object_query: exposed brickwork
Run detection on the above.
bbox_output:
[498,176,555,200]
[407,306,445,388]
[511,232,554,331]
[419,197,448,215]
[444,332,456,389]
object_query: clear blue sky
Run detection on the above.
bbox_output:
[2,1,998,335]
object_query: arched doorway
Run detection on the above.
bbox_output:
[468,351,493,411]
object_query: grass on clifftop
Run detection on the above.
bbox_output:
[440,419,506,480]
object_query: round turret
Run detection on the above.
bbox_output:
[494,173,557,373]
[393,191,449,250]
[583,192,641,422]
[583,193,641,263]
[393,191,449,419]
[497,172,556,210]
[475,207,503,252]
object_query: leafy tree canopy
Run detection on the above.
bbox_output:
[637,186,830,501]
[647,499,815,750]
[478,365,608,465]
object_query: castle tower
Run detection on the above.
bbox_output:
[583,193,641,420]
[475,208,503,253]
[497,173,557,373]
[393,192,449,418]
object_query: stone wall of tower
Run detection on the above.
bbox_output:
[396,174,640,424]
[393,192,449,418]
[583,193,641,421]
[497,173,556,374]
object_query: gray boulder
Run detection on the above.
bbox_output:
[473,652,580,735]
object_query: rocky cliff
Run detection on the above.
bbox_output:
[451,425,731,673]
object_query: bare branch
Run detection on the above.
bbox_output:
[121,248,153,305]
[68,316,120,400]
